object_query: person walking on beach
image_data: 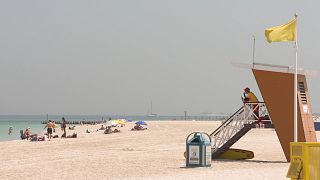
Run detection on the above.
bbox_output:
[61,117,67,138]
[44,120,54,140]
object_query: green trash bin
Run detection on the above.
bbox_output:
[186,132,211,167]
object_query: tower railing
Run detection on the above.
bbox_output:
[210,102,271,155]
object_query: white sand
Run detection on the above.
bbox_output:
[0,121,318,180]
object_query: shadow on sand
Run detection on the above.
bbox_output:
[213,159,288,164]
[179,159,288,168]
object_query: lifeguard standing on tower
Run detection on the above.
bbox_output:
[242,87,261,126]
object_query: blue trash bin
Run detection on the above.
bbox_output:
[186,132,211,167]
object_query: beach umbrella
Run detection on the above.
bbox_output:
[107,120,117,127]
[135,121,147,126]
[119,119,127,123]
[115,120,126,125]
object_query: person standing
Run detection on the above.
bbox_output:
[61,117,67,138]
[8,126,13,135]
[243,87,261,126]
[44,120,54,140]
[52,121,56,133]
[243,87,259,103]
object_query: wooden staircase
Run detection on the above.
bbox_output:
[210,103,270,159]
[211,122,256,158]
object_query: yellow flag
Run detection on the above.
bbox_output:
[265,19,296,43]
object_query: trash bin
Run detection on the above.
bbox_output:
[186,132,211,167]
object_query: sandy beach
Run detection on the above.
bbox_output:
[1,121,318,180]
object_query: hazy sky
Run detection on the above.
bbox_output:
[0,1,319,115]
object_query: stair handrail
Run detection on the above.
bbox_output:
[211,106,246,151]
[210,106,244,136]
[243,102,271,122]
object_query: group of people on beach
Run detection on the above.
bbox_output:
[86,124,121,134]
[18,116,148,141]
[19,117,77,141]
[21,127,45,141]
[17,88,257,141]
[44,117,77,140]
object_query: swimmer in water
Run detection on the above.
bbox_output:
[8,126,13,135]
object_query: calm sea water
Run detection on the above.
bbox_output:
[0,115,226,141]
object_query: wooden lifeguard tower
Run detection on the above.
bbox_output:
[250,62,317,161]
[208,62,317,162]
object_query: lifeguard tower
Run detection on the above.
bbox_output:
[209,62,317,162]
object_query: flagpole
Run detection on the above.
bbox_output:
[252,35,256,68]
[294,13,298,142]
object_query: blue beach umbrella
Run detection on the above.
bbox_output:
[135,121,147,125]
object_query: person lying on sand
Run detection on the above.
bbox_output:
[69,126,76,130]
[66,132,77,138]
[30,134,46,141]
[52,134,59,138]
[113,129,120,133]
[30,134,37,140]
[87,129,100,133]
[131,124,147,131]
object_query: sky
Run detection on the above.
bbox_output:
[0,1,319,115]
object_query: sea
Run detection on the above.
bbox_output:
[0,114,227,142]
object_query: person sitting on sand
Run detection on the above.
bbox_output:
[86,129,91,133]
[99,125,106,130]
[104,126,112,134]
[24,128,31,140]
[131,124,146,131]
[131,125,138,131]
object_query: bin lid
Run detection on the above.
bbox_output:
[188,132,211,145]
